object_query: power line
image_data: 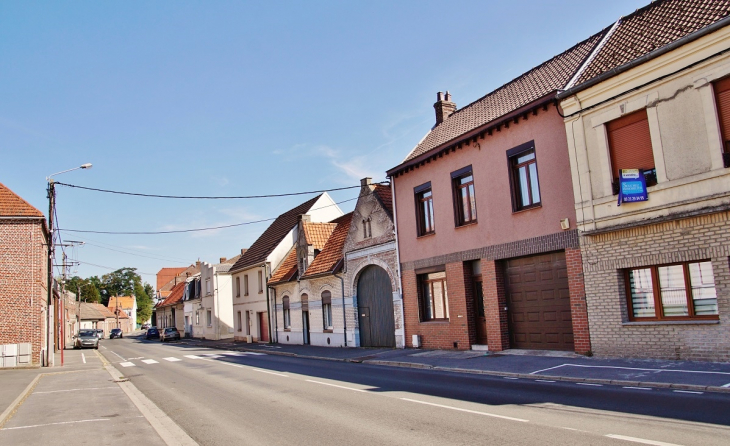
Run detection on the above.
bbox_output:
[54,181,386,199]
[58,194,361,235]
[80,242,191,265]
[76,260,156,276]
[75,237,194,263]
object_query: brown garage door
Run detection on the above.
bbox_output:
[505,252,573,351]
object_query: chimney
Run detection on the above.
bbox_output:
[219,257,227,263]
[434,91,456,125]
[360,177,372,187]
[241,248,246,255]
[299,214,311,223]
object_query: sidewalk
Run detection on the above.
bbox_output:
[177,337,730,393]
[0,348,195,445]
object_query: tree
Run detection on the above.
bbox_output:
[135,282,153,325]
[99,268,142,306]
[65,276,101,302]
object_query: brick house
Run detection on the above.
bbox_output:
[0,182,49,367]
[386,36,604,352]
[558,0,730,360]
[107,295,137,331]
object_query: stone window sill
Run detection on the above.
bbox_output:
[323,329,333,333]
[622,320,719,326]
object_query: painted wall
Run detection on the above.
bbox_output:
[393,107,577,265]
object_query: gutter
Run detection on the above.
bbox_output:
[557,14,730,100]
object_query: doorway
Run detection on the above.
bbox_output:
[473,277,488,345]
[357,265,395,347]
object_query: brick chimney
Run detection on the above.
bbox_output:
[434,91,456,125]
[360,177,372,187]
[299,214,311,223]
[219,257,227,263]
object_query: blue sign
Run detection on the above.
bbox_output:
[617,169,648,206]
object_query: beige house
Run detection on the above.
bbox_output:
[558,0,730,360]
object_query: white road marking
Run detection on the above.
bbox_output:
[529,364,567,375]
[110,351,126,361]
[306,380,368,392]
[605,434,683,445]
[101,346,107,349]
[535,379,555,383]
[532,363,730,376]
[198,358,289,377]
[34,387,118,394]
[560,427,579,431]
[252,368,288,377]
[242,352,266,356]
[184,355,202,359]
[163,357,181,362]
[119,362,136,367]
[576,383,603,387]
[1,418,109,430]
[202,354,223,358]
[721,383,730,388]
[673,390,703,395]
[141,359,159,364]
[401,398,528,422]
[81,353,86,364]
[503,377,519,380]
[623,387,652,390]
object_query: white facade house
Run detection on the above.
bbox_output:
[196,258,237,340]
[229,193,343,342]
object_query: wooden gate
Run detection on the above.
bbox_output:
[357,266,395,347]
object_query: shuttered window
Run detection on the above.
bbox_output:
[713,76,730,166]
[606,109,656,187]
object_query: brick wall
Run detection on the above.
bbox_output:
[481,259,509,351]
[581,211,730,361]
[0,219,48,366]
[566,247,591,355]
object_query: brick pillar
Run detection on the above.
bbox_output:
[445,262,470,349]
[481,259,509,351]
[566,247,591,355]
[401,269,419,348]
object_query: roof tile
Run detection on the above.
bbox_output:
[372,184,393,216]
[268,248,298,285]
[303,222,337,249]
[301,213,353,278]
[0,182,44,218]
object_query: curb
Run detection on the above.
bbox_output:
[177,340,730,395]
[0,374,42,429]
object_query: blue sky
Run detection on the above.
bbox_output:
[0,0,648,285]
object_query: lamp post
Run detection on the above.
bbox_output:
[46,163,92,367]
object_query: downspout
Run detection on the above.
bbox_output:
[263,263,273,343]
[269,285,278,343]
[334,268,347,347]
[390,179,403,304]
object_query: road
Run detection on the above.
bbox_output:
[99,335,730,446]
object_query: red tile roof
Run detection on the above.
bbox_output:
[574,0,730,85]
[156,282,185,308]
[107,296,135,311]
[0,182,44,218]
[267,248,298,285]
[156,267,187,291]
[372,184,393,217]
[301,213,353,278]
[303,222,337,249]
[398,31,606,164]
[230,195,322,273]
[92,303,116,318]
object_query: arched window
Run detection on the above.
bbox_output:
[321,291,333,330]
[282,296,291,329]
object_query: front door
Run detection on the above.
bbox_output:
[302,311,310,345]
[473,279,488,345]
[357,265,395,347]
[258,312,269,343]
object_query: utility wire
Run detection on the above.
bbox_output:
[76,260,156,276]
[76,237,194,263]
[53,181,386,199]
[80,242,191,265]
[58,194,361,235]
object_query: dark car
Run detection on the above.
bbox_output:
[161,327,181,342]
[145,327,160,340]
[74,330,99,349]
[109,328,123,339]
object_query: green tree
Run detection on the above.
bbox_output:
[65,276,101,302]
[99,268,142,305]
[135,282,153,325]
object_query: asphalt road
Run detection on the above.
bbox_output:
[99,336,730,446]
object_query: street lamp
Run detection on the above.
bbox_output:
[45,163,92,367]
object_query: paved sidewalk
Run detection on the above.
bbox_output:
[0,348,195,445]
[174,336,730,393]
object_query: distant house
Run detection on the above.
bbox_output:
[269,212,352,347]
[107,295,137,330]
[0,182,49,367]
[229,193,343,342]
[193,254,242,340]
[155,282,186,331]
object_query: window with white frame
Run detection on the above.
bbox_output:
[321,291,333,330]
[258,270,263,293]
[282,296,291,329]
[206,310,212,327]
[206,279,211,295]
[244,275,249,296]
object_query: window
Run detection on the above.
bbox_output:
[625,261,718,321]
[195,312,199,325]
[244,275,249,296]
[258,270,263,293]
[418,270,449,321]
[362,218,372,238]
[451,166,477,225]
[282,296,291,329]
[713,76,730,167]
[606,109,657,193]
[237,311,242,332]
[206,310,212,326]
[206,279,211,295]
[414,182,435,236]
[236,277,241,297]
[508,143,541,211]
[322,291,333,330]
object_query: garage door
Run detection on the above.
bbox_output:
[505,252,573,351]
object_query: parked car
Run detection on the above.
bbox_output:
[109,328,123,339]
[141,323,150,330]
[94,329,104,340]
[145,327,160,340]
[74,330,99,349]
[160,327,181,342]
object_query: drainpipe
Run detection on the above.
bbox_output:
[334,270,347,347]
[390,178,404,347]
[269,286,278,343]
[263,263,273,343]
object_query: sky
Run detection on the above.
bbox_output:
[0,0,649,286]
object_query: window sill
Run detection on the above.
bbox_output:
[283,328,291,332]
[622,320,719,326]
[323,329,333,333]
[512,204,542,215]
[455,221,478,229]
[419,319,450,324]
[417,232,436,239]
